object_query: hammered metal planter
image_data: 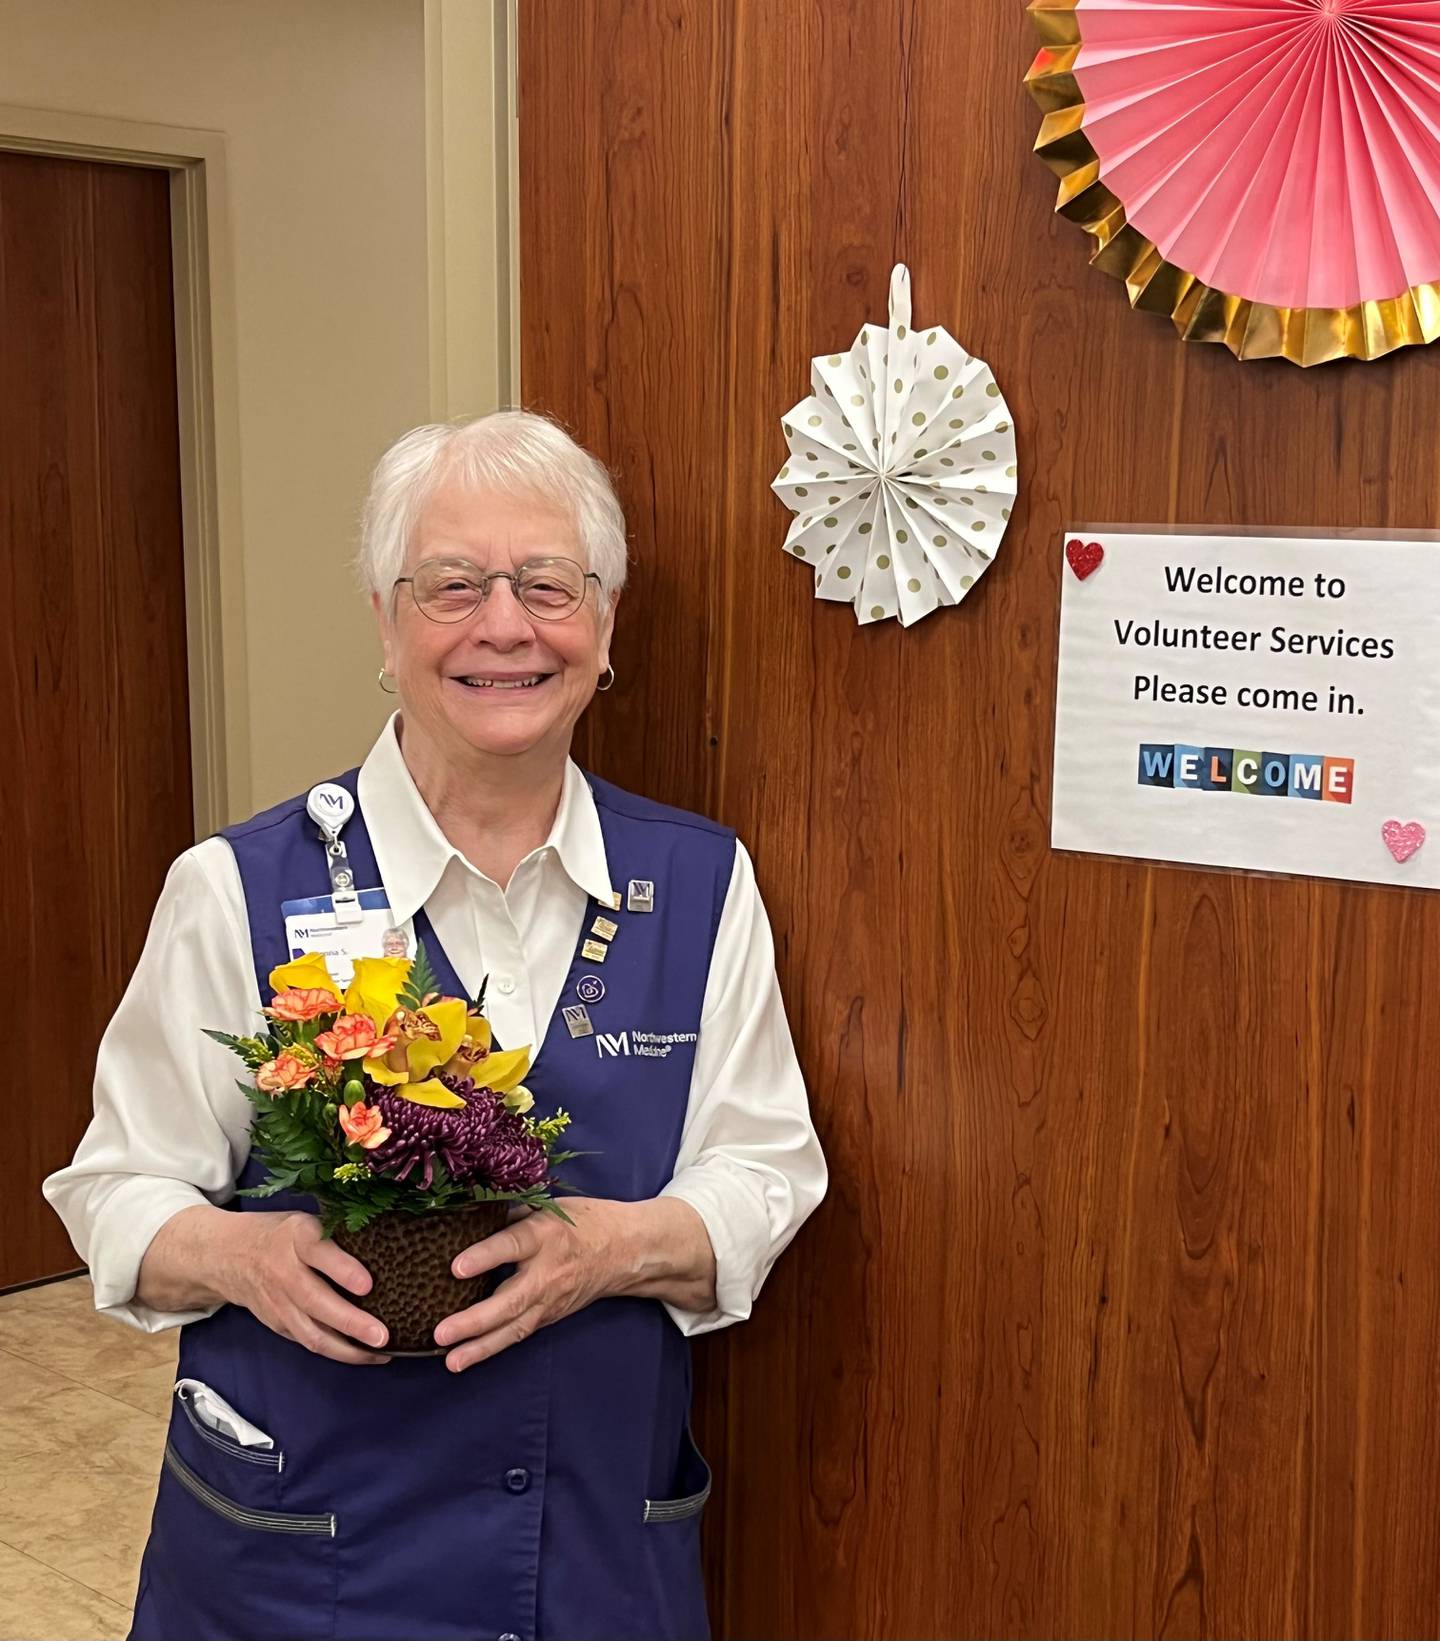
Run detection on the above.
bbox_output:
[333,1201,509,1355]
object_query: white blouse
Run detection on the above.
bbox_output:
[44,717,827,1337]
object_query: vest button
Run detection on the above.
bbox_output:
[499,1633,521,1640]
[504,1467,531,1493]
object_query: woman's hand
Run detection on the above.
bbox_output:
[223,1211,392,1364]
[435,1196,717,1372]
[139,1204,391,1365]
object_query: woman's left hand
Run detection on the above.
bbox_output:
[435,1195,716,1372]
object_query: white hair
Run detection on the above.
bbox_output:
[357,410,629,602]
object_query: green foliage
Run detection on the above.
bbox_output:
[236,1170,300,1200]
[525,1107,573,1147]
[203,1029,274,1072]
[398,943,439,1009]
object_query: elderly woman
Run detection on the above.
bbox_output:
[45,412,826,1641]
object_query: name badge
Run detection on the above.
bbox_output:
[281,889,412,989]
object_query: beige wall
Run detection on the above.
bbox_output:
[0,0,433,812]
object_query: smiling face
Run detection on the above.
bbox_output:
[374,477,615,767]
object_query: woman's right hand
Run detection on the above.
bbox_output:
[221,1211,390,1364]
[138,1205,390,1364]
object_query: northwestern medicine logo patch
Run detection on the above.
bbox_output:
[1138,745,1354,803]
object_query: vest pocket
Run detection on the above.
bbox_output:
[163,1444,335,1536]
[643,1427,712,1523]
[176,1382,284,1471]
[142,1443,338,1641]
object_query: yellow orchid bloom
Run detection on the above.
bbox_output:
[268,952,342,1002]
[362,1052,408,1087]
[502,1084,534,1115]
[343,957,411,1033]
[361,996,469,1087]
[472,1045,531,1095]
[439,1015,494,1080]
[399,1078,467,1109]
[405,998,468,1079]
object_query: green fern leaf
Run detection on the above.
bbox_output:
[399,941,439,1009]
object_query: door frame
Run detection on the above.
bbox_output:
[0,104,245,839]
[424,0,521,416]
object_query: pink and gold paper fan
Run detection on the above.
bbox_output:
[1027,0,1440,363]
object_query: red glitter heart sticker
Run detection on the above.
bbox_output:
[1066,539,1104,581]
[1382,819,1426,864]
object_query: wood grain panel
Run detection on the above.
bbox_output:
[520,2,1440,1634]
[0,151,192,1289]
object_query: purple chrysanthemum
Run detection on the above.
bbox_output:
[367,1076,549,1193]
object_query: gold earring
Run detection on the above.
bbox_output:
[596,664,615,693]
[377,668,398,695]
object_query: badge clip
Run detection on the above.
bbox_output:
[306,783,363,925]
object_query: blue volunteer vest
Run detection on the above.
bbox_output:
[130,769,736,1641]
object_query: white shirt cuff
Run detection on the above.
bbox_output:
[84,1180,223,1333]
[660,1162,772,1337]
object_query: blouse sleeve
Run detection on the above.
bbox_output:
[43,839,261,1332]
[659,840,827,1335]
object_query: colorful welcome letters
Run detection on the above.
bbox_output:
[1137,745,1354,804]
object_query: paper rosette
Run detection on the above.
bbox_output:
[1027,0,1440,365]
[771,266,1017,627]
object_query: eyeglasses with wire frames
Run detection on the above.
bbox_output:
[393,557,601,623]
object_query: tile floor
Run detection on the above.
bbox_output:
[0,1275,176,1641]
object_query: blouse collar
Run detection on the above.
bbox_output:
[356,712,615,923]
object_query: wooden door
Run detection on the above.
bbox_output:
[0,150,193,1290]
[519,3,1440,1637]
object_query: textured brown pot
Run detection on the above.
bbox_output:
[332,1201,510,1355]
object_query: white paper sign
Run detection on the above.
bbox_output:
[1052,529,1440,889]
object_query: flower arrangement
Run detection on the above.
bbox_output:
[208,944,574,1236]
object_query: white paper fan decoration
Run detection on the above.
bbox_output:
[772,264,1017,627]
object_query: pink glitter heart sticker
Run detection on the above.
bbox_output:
[1381,819,1426,864]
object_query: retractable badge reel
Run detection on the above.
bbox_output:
[305,783,363,925]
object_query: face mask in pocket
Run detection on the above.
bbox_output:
[175,1379,276,1450]
[172,1380,283,1474]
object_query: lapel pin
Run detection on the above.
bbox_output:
[591,915,619,942]
[581,939,609,963]
[627,879,655,913]
[562,1004,594,1039]
[599,889,622,912]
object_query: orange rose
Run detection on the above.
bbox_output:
[338,1100,390,1150]
[265,987,340,1023]
[255,1051,314,1095]
[314,1014,396,1062]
